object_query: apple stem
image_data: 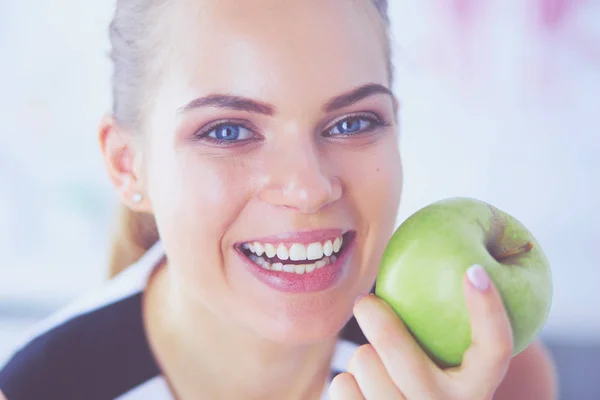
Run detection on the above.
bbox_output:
[496,241,534,261]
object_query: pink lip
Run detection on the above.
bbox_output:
[238,228,348,246]
[236,231,356,293]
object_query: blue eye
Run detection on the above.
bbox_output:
[206,124,254,142]
[328,116,378,136]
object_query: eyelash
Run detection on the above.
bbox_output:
[193,112,389,146]
[326,112,388,137]
[193,119,256,146]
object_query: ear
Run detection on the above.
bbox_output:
[98,115,152,213]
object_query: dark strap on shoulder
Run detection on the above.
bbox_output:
[0,293,161,400]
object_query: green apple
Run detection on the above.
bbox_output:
[375,197,552,368]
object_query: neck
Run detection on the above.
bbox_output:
[144,264,339,400]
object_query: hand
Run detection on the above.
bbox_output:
[329,265,514,400]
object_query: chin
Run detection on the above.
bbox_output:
[224,229,371,343]
[259,311,353,345]
[233,292,356,345]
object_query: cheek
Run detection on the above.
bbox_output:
[146,148,249,284]
[341,140,402,274]
[344,142,403,226]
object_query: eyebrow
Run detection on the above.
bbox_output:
[178,83,395,115]
[323,83,395,112]
[178,94,275,116]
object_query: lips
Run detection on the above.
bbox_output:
[235,231,356,292]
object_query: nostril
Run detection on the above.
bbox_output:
[259,177,341,214]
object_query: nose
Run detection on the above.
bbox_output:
[258,141,342,214]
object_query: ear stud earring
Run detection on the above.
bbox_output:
[122,176,143,204]
[132,193,143,203]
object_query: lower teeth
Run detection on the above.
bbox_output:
[249,254,336,274]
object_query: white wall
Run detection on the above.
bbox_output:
[0,0,598,344]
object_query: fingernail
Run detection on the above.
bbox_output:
[466,264,490,291]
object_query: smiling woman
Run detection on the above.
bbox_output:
[0,0,556,399]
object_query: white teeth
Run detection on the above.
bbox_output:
[245,234,346,274]
[323,240,333,256]
[253,242,265,256]
[283,264,295,273]
[277,244,289,260]
[306,242,324,260]
[289,243,307,261]
[333,237,342,253]
[251,256,333,274]
[271,262,283,271]
[264,243,277,258]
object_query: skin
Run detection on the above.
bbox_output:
[106,1,401,398]
[0,0,558,399]
[335,279,559,399]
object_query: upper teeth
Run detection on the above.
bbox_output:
[245,235,344,261]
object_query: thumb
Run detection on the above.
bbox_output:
[458,265,514,394]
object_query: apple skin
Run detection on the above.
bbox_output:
[375,197,553,368]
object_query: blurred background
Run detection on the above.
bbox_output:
[0,0,598,398]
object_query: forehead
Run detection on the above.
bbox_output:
[157,0,389,109]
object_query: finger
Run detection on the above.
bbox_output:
[328,372,365,400]
[347,344,406,400]
[353,294,438,397]
[455,264,514,397]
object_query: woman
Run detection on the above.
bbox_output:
[0,0,558,399]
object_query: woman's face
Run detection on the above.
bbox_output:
[142,0,402,343]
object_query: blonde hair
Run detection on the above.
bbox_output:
[108,207,159,278]
[106,0,391,278]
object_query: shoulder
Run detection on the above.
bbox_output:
[0,292,157,399]
[0,244,164,400]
